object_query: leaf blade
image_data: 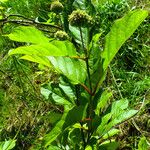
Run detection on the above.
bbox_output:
[102,10,148,71]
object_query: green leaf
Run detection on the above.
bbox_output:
[69,25,88,46]
[6,26,49,44]
[41,82,75,106]
[96,113,112,135]
[138,136,150,150]
[20,55,51,67]
[111,99,129,117]
[89,33,104,90]
[102,129,120,140]
[0,0,9,3]
[9,42,76,57]
[69,128,82,145]
[51,40,77,56]
[85,145,93,150]
[47,111,62,124]
[47,145,61,150]
[0,140,16,150]
[97,99,138,136]
[44,110,69,148]
[48,57,86,84]
[95,90,112,115]
[102,10,148,71]
[63,105,87,129]
[41,81,76,104]
[98,141,119,150]
[44,119,65,148]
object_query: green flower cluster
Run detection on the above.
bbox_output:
[68,9,93,28]
[50,1,64,14]
[54,30,69,41]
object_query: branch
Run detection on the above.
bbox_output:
[0,14,62,30]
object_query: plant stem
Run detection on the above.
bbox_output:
[79,27,92,93]
[79,27,93,144]
[80,122,86,149]
[75,84,80,106]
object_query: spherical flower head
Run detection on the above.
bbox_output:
[54,30,69,41]
[68,9,93,28]
[50,1,64,14]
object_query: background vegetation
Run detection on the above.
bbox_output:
[0,0,149,149]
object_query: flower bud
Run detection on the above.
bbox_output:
[50,1,64,14]
[68,9,93,28]
[54,30,69,41]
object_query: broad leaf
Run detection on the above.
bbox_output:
[9,44,64,56]
[95,90,112,115]
[20,55,51,67]
[6,26,49,44]
[44,110,69,148]
[102,10,148,71]
[9,41,77,57]
[89,33,104,90]
[69,25,88,46]
[51,40,77,56]
[63,105,87,129]
[44,119,65,148]
[111,99,129,117]
[97,99,138,136]
[41,82,75,106]
[48,57,86,84]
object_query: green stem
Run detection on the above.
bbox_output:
[79,27,93,144]
[75,84,80,106]
[80,123,86,149]
[79,27,92,93]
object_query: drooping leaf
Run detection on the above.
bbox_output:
[102,10,148,71]
[6,26,50,44]
[48,57,87,84]
[41,82,75,106]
